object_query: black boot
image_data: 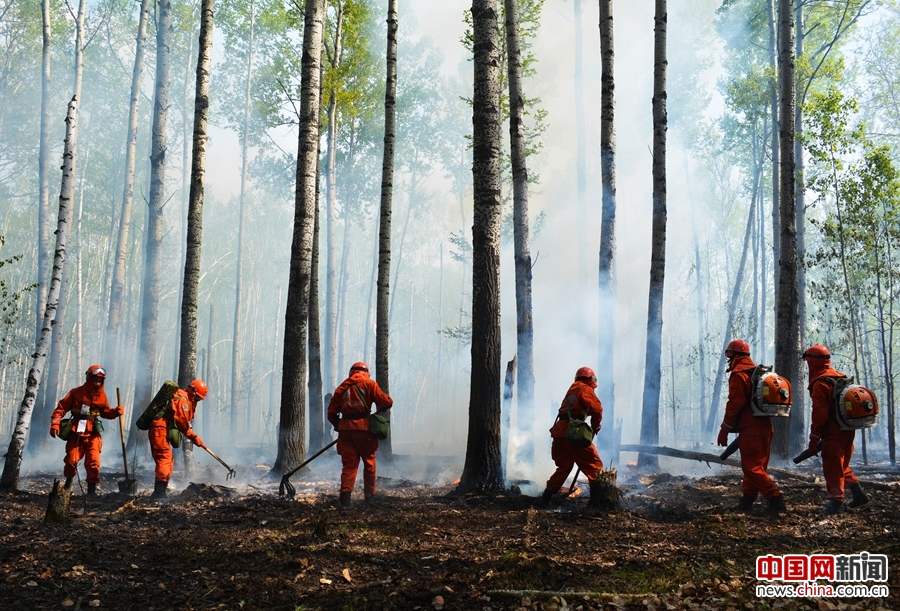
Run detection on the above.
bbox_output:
[736,494,756,512]
[63,477,74,491]
[822,498,842,515]
[86,482,97,497]
[339,492,351,508]
[536,489,553,507]
[151,481,168,499]
[847,483,869,508]
[766,494,786,514]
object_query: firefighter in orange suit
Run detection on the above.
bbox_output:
[149,379,207,498]
[716,340,785,513]
[538,367,604,508]
[803,344,868,514]
[327,362,393,507]
[49,365,124,496]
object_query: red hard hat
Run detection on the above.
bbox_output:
[725,339,750,356]
[350,362,369,374]
[575,366,596,380]
[188,379,208,400]
[803,344,831,359]
[85,364,106,379]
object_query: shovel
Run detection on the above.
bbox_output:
[116,388,138,495]
[279,439,338,499]
[201,445,236,480]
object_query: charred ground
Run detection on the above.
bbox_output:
[1,462,898,611]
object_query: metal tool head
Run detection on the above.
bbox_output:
[226,468,236,481]
[117,478,138,495]
[279,475,296,499]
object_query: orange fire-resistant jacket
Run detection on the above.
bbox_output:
[549,379,603,438]
[807,363,858,499]
[721,355,772,433]
[50,383,119,436]
[327,370,393,432]
[807,364,847,443]
[151,388,204,447]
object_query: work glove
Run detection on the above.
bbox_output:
[716,428,729,447]
[115,405,125,417]
[49,425,59,438]
[807,439,819,456]
[192,435,206,450]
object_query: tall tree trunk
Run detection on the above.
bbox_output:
[231,1,256,442]
[597,0,617,450]
[638,0,666,470]
[504,0,534,465]
[1,98,78,490]
[324,0,344,393]
[272,0,326,474]
[132,0,174,431]
[792,3,807,453]
[35,0,52,346]
[29,0,87,455]
[105,0,150,367]
[767,0,781,298]
[773,0,799,462]
[308,45,326,452]
[704,143,763,433]
[573,0,586,287]
[376,0,398,459]
[177,0,214,476]
[459,0,503,494]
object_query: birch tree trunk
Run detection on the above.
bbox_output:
[324,1,344,393]
[376,0,398,459]
[177,0,214,477]
[458,0,504,494]
[35,0,52,346]
[773,0,799,461]
[504,0,535,465]
[638,0,666,470]
[273,0,326,474]
[597,0,617,449]
[132,0,174,430]
[308,157,325,451]
[768,0,781,296]
[105,0,150,367]
[231,0,255,442]
[1,99,78,491]
[792,4,808,453]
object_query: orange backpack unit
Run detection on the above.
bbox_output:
[826,376,879,430]
[750,365,792,417]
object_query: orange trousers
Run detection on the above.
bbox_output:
[337,431,379,498]
[821,430,858,500]
[63,433,103,483]
[738,427,780,499]
[545,438,603,493]
[148,425,174,483]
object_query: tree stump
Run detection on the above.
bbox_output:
[45,479,72,523]
[591,468,621,510]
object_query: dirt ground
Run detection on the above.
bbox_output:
[1,456,898,611]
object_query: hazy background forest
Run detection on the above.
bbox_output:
[1,0,898,481]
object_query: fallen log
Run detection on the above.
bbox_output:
[618,444,816,482]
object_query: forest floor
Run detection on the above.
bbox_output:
[0,455,898,611]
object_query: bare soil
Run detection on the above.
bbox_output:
[1,461,898,611]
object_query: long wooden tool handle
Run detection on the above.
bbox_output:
[116,387,128,479]
[285,439,338,479]
[117,388,129,478]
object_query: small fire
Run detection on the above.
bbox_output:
[569,485,584,498]
[452,478,461,485]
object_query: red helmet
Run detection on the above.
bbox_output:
[575,366,596,382]
[188,379,208,400]
[725,339,750,357]
[350,362,369,374]
[85,364,106,379]
[803,344,831,360]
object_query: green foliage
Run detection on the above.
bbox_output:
[0,236,36,365]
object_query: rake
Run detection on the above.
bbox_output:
[201,445,236,480]
[279,439,338,499]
